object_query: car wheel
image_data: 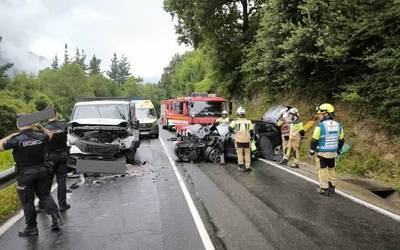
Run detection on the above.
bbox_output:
[259,136,273,160]
[208,148,221,163]
[153,133,159,138]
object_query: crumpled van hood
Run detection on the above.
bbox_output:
[70,118,127,126]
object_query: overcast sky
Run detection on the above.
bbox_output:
[0,0,189,82]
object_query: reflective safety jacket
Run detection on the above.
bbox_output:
[277,118,291,136]
[229,118,254,133]
[312,119,344,153]
[229,118,254,143]
[215,117,230,124]
[289,120,304,141]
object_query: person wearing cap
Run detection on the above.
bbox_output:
[280,108,305,168]
[309,103,345,196]
[229,107,254,172]
[215,110,230,124]
[0,116,62,237]
[38,111,70,212]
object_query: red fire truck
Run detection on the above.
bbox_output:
[160,93,227,132]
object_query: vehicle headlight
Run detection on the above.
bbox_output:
[67,134,79,146]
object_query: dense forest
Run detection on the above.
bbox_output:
[160,0,400,133]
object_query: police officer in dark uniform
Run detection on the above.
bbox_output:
[0,120,62,237]
[38,112,70,212]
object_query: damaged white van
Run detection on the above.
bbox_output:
[67,98,140,172]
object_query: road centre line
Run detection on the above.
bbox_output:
[259,158,400,222]
[0,184,58,236]
[159,137,215,250]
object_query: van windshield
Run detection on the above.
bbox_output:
[72,104,129,120]
[189,101,224,117]
[136,108,157,119]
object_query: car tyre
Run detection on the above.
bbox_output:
[259,136,273,160]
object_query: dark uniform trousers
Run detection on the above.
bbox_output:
[17,165,59,227]
[45,150,69,208]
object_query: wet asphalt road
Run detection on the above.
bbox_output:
[0,138,204,250]
[1,127,400,250]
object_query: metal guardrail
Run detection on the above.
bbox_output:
[0,166,17,190]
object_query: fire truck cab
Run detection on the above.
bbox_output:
[160,93,226,132]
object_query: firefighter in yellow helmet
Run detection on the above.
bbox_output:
[215,110,230,124]
[229,107,254,172]
[309,103,345,196]
[280,108,305,168]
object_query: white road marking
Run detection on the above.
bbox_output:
[0,184,58,236]
[259,158,400,222]
[159,137,215,250]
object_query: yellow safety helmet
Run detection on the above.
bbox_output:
[316,103,334,114]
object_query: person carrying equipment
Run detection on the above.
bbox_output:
[309,103,345,196]
[38,111,70,212]
[229,107,254,172]
[215,110,230,124]
[280,108,305,168]
[0,116,62,237]
[277,111,291,155]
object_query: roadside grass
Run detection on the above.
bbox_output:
[0,184,19,224]
[0,151,14,172]
[0,150,19,224]
[242,92,400,191]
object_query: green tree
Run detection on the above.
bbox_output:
[37,64,93,116]
[63,43,70,65]
[164,0,266,95]
[88,74,121,97]
[107,53,119,82]
[0,37,13,89]
[159,54,181,98]
[170,49,216,95]
[51,54,59,70]
[74,48,87,70]
[117,55,131,85]
[89,55,101,75]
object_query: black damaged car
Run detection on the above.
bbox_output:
[172,119,282,163]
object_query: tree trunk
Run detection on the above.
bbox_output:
[241,0,249,34]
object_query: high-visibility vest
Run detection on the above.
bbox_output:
[229,118,253,143]
[318,120,341,152]
[230,118,253,132]
[216,117,230,124]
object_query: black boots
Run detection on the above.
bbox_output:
[59,204,71,212]
[238,165,245,172]
[280,158,288,166]
[317,188,330,196]
[19,214,62,236]
[51,213,63,231]
[328,182,336,194]
[18,226,39,237]
[244,168,252,173]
